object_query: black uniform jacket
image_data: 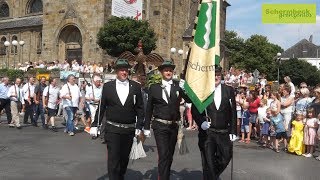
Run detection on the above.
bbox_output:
[144,80,186,130]
[191,84,237,134]
[100,79,144,134]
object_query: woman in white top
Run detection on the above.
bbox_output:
[280,84,294,137]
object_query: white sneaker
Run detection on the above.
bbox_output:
[305,153,312,158]
[69,132,75,136]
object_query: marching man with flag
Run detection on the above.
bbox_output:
[182,0,237,179]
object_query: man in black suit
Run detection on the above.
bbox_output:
[99,59,145,180]
[144,60,185,180]
[191,66,237,180]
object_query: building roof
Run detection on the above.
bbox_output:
[282,39,320,59]
[0,15,43,30]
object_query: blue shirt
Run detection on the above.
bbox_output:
[271,113,285,133]
[0,83,9,99]
[241,110,251,126]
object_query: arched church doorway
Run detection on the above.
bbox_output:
[58,25,82,64]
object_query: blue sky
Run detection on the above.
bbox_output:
[226,0,320,50]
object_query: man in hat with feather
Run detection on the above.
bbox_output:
[144,60,187,180]
[98,59,145,180]
[191,65,237,180]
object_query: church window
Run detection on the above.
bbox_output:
[153,11,160,16]
[28,0,43,14]
[37,33,42,54]
[0,37,6,55]
[0,3,9,18]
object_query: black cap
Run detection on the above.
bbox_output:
[158,60,176,71]
[113,59,132,69]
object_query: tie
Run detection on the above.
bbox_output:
[17,86,20,101]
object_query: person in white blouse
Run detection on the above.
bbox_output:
[22,77,36,126]
[86,75,103,138]
[43,78,60,132]
[60,75,81,136]
[7,78,24,129]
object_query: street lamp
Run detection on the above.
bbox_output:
[12,40,18,68]
[276,52,281,83]
[4,41,10,68]
[19,41,25,64]
[170,47,177,54]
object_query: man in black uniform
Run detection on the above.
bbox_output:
[144,60,185,180]
[99,59,145,180]
[191,66,237,180]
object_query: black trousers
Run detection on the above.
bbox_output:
[198,130,232,180]
[0,98,12,124]
[153,121,178,180]
[23,99,35,124]
[105,131,134,180]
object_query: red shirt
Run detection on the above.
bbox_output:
[248,98,260,113]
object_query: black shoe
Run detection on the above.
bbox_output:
[92,136,98,140]
[16,126,22,129]
[51,126,58,132]
[43,125,49,129]
[32,123,38,127]
[101,140,106,144]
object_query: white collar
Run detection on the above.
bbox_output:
[116,79,129,85]
[162,79,173,86]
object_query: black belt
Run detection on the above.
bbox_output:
[106,121,135,129]
[208,128,229,133]
[154,118,179,125]
[89,103,99,105]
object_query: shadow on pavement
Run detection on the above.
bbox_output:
[97,168,202,180]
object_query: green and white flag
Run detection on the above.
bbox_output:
[185,0,220,113]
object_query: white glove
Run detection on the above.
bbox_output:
[144,130,151,137]
[229,134,237,142]
[201,121,211,130]
[179,79,185,90]
[135,129,141,136]
[90,127,98,136]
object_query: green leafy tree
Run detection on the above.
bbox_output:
[225,31,283,80]
[279,58,320,86]
[97,16,157,57]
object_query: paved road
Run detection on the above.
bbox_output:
[0,117,319,180]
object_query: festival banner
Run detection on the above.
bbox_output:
[184,0,220,113]
[111,0,143,20]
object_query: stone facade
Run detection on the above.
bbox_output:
[0,0,227,72]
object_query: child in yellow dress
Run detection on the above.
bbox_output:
[288,113,305,155]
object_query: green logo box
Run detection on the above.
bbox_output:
[262,4,316,24]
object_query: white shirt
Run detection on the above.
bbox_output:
[214,84,222,110]
[85,85,102,102]
[95,66,104,73]
[257,106,267,124]
[22,83,36,99]
[7,84,24,104]
[162,79,172,103]
[72,64,80,71]
[288,82,295,96]
[43,85,60,109]
[116,79,129,105]
[60,83,81,108]
[62,63,70,70]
